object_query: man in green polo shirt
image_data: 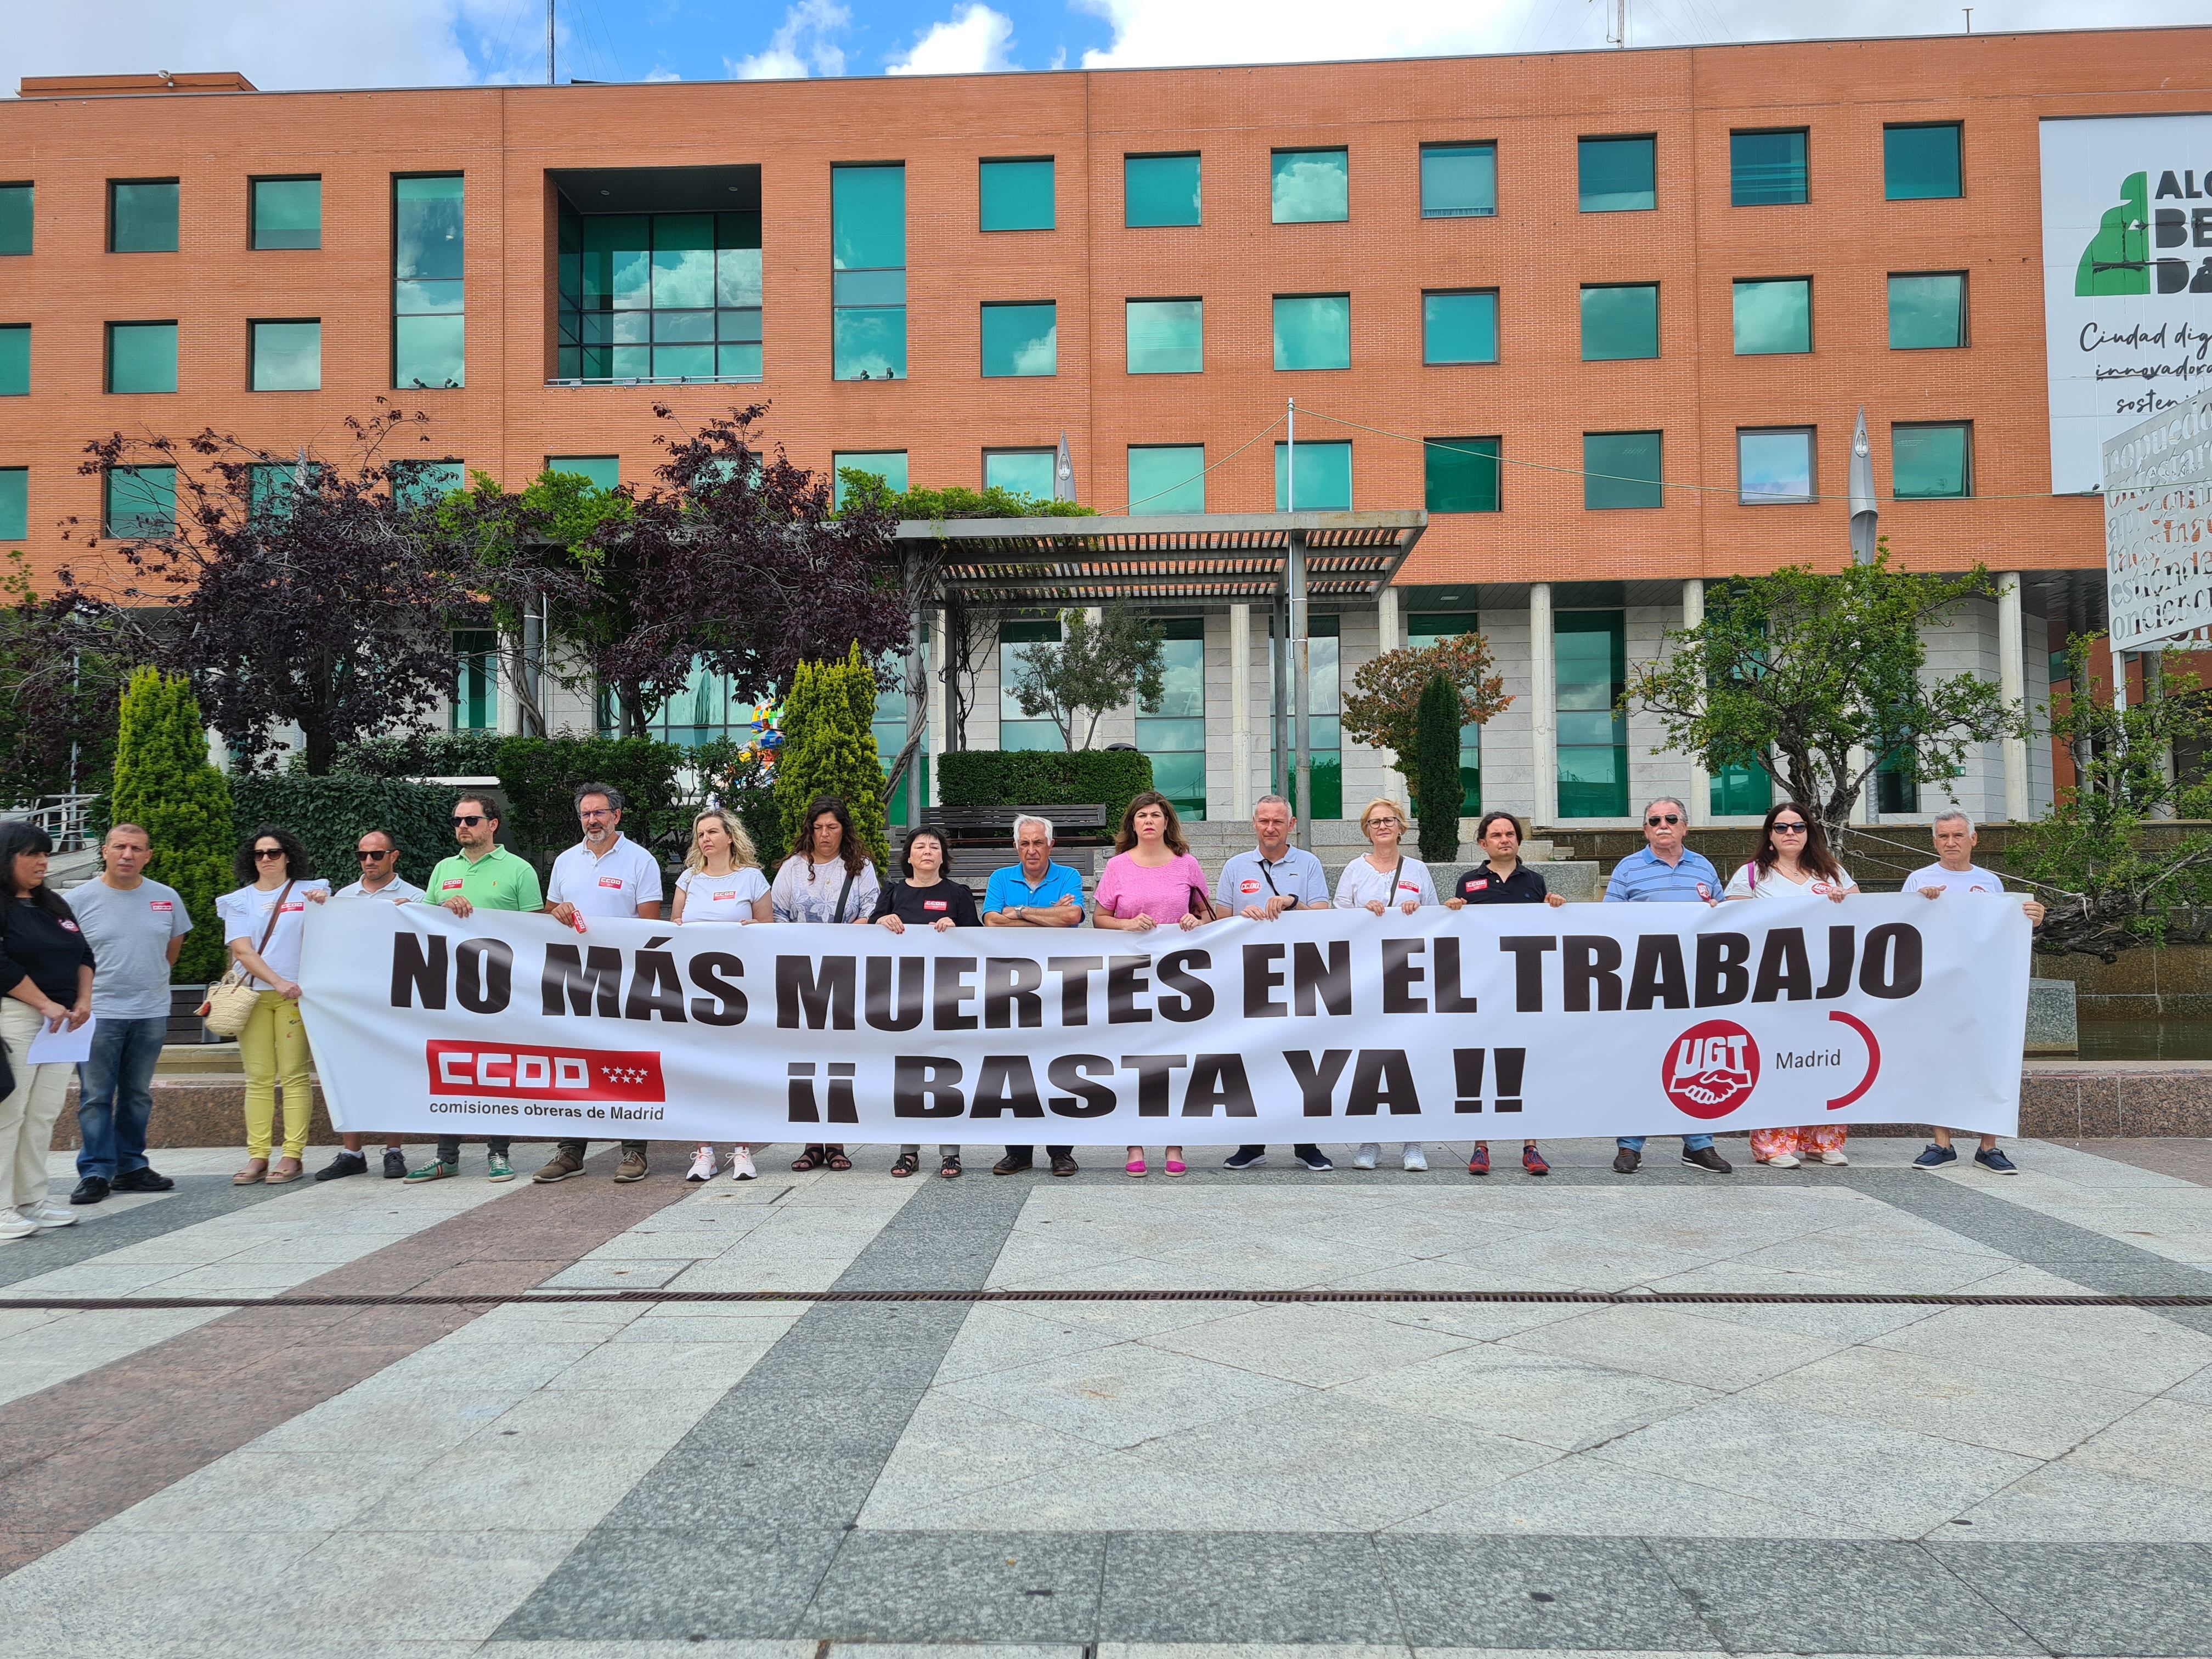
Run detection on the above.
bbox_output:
[409,794,543,1182]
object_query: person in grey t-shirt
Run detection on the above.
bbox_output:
[65,824,191,1204]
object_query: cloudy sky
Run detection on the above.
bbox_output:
[0,0,2195,92]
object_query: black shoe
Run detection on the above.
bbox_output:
[313,1151,369,1182]
[382,1148,409,1179]
[1681,1146,1735,1175]
[109,1166,173,1193]
[1294,1147,1335,1171]
[69,1176,110,1205]
[991,1154,1035,1176]
[1612,1147,1641,1173]
[1049,1153,1080,1177]
[1223,1147,1266,1169]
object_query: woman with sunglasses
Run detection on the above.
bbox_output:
[872,827,980,1180]
[1722,803,1859,1169]
[216,827,329,1184]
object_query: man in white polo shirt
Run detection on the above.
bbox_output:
[533,782,664,1186]
[313,828,424,1182]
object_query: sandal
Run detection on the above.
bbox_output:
[890,1152,919,1178]
[791,1146,828,1172]
[826,1147,853,1171]
[939,1154,963,1179]
[233,1159,269,1186]
[266,1158,305,1184]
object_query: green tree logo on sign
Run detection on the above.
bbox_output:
[2077,170,2149,297]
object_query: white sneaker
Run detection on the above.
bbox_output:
[0,1207,36,1241]
[1353,1143,1380,1170]
[1402,1143,1429,1171]
[1816,1149,1850,1166]
[26,1203,77,1229]
[729,1146,757,1181]
[1758,1153,1802,1169]
[685,1145,718,1183]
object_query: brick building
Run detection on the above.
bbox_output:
[1,27,2205,830]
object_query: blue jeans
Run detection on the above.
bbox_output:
[75,1015,168,1180]
[1617,1134,1714,1152]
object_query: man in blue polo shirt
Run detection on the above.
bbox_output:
[983,814,1086,1177]
[1604,795,1733,1177]
[1215,795,1334,1172]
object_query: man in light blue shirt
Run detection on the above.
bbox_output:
[1604,795,1733,1177]
[1217,797,1335,1172]
[983,814,1085,1177]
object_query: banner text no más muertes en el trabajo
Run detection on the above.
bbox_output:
[298,898,2028,1146]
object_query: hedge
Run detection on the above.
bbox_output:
[938,749,1155,830]
[332,731,508,780]
[228,774,465,896]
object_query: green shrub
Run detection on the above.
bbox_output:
[775,645,890,871]
[938,749,1154,830]
[229,774,462,898]
[332,731,507,780]
[494,736,685,866]
[106,669,235,983]
[1415,672,1462,865]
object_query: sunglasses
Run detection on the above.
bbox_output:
[356,848,393,861]
[1645,814,1681,827]
[451,814,486,827]
[253,847,287,861]
[1772,821,1809,835]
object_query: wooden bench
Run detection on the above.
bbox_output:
[921,804,1110,844]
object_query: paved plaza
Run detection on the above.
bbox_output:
[0,1135,2208,1658]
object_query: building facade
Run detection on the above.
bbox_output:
[3,29,2204,826]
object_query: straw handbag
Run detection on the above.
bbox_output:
[197,881,293,1038]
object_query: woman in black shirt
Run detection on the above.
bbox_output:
[1445,812,1564,1180]
[873,828,979,1178]
[0,822,95,1237]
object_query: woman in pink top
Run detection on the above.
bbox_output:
[1093,791,1220,1178]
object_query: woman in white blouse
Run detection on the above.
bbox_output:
[675,806,772,1184]
[769,795,878,1172]
[1334,798,1438,1172]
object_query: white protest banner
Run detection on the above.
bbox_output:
[298,898,2027,1146]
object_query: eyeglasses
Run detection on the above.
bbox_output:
[356,849,392,861]
[253,847,287,861]
[579,809,614,820]
[1368,817,1401,828]
[1772,821,1809,835]
[1645,814,1681,827]
[451,814,485,827]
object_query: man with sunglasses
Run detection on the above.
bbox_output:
[311,831,421,1181]
[1604,796,1733,1176]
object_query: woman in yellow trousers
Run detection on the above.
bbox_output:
[215,827,329,1184]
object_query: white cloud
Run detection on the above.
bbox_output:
[887,5,1017,76]
[643,67,682,83]
[726,0,849,81]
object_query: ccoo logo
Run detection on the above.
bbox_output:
[426,1041,665,1102]
[1662,1019,1759,1119]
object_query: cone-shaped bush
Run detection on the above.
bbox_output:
[108,669,235,984]
[1414,670,1462,866]
[775,643,891,873]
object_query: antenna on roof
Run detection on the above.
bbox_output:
[547,0,556,85]
[1590,0,1627,47]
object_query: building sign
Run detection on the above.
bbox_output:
[2041,115,2212,495]
[2104,386,2212,652]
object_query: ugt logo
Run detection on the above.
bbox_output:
[1662,1020,1759,1119]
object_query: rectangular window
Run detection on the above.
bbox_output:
[1296,612,1343,822]
[1420,144,1496,218]
[247,461,323,522]
[1584,431,1663,510]
[0,325,24,396]
[984,449,1056,499]
[1126,298,1203,374]
[1888,272,1967,349]
[109,180,178,252]
[1425,437,1501,513]
[981,301,1057,377]
[979,158,1053,232]
[558,204,762,383]
[1892,422,1971,499]
[1875,744,1920,815]
[1125,153,1201,228]
[998,615,1063,751]
[1885,123,1962,200]
[1129,445,1204,515]
[1272,294,1350,370]
[452,628,499,732]
[1581,283,1658,361]
[1138,616,1207,821]
[106,322,177,394]
[1423,290,1497,365]
[546,455,619,492]
[1272,148,1348,223]
[0,469,24,540]
[1407,611,1481,814]
[393,459,466,508]
[1730,130,1808,206]
[252,178,321,250]
[1274,440,1351,510]
[832,450,907,509]
[1733,278,1811,356]
[1578,137,1654,212]
[1737,427,1815,505]
[0,184,30,256]
[1556,610,1628,819]
[250,320,321,391]
[394,175,464,389]
[104,465,175,538]
[833,164,906,381]
[1712,761,1769,816]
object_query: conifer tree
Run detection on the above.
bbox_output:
[108,668,235,983]
[775,644,891,872]
[1414,672,1463,866]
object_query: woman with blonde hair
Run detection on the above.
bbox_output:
[1335,797,1438,1171]
[674,805,772,1182]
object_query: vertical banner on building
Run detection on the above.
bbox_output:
[2041,115,2212,496]
[2103,386,2212,651]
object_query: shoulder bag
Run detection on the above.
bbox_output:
[198,881,294,1039]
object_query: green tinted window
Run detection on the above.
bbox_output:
[832,166,904,381]
[0,326,24,396]
[1126,299,1202,374]
[832,451,907,509]
[833,307,906,380]
[1274,441,1351,510]
[247,462,324,522]
[832,165,905,269]
[1738,428,1814,504]
[1578,138,1654,212]
[110,181,178,252]
[985,450,1055,498]
[1125,153,1200,227]
[1581,284,1658,360]
[105,466,174,538]
[1129,446,1204,514]
[1889,273,1966,349]
[1138,615,1207,820]
[1712,761,1769,817]
[1733,278,1810,355]
[252,178,321,249]
[1273,295,1350,370]
[1556,610,1628,819]
[1730,131,1807,206]
[251,320,321,391]
[1885,125,1961,200]
[0,185,30,256]
[980,159,1054,231]
[394,176,464,388]
[1584,431,1662,509]
[559,204,762,382]
[1425,438,1500,513]
[1272,149,1348,223]
[1423,290,1497,365]
[1892,423,1970,498]
[453,628,499,732]
[0,470,24,540]
[981,302,1057,377]
[107,323,177,394]
[393,460,466,508]
[998,614,1063,751]
[546,455,619,491]
[1421,144,1495,217]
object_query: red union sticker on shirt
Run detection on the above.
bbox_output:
[149,900,174,912]
[923,899,949,911]
[426,1041,665,1102]
[713,890,738,902]
[1240,879,1261,895]
[1695,882,1712,900]
[442,879,465,891]
[597,876,625,890]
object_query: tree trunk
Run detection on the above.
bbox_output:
[301,718,337,777]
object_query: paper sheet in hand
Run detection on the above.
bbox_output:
[24,1015,94,1066]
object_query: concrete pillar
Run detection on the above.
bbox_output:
[1530,583,1557,826]
[1997,572,2030,824]
[927,616,947,808]
[1680,578,1708,826]
[1230,602,1253,820]
[1849,745,1871,825]
[1376,584,1406,808]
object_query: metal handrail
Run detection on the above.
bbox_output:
[0,793,99,850]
